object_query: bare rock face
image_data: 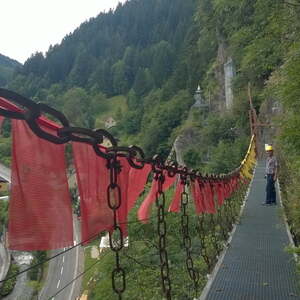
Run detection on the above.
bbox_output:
[206,39,236,114]
[214,41,227,112]
[167,40,236,167]
[173,135,187,166]
[224,58,235,110]
[256,98,283,157]
[167,128,199,167]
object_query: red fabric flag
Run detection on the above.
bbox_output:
[116,157,131,236]
[216,182,225,206]
[228,178,235,196]
[127,163,152,212]
[228,181,233,197]
[232,176,239,193]
[168,176,183,213]
[233,175,240,191]
[73,142,114,243]
[191,180,205,214]
[73,145,133,241]
[202,181,216,214]
[8,120,73,250]
[138,172,176,223]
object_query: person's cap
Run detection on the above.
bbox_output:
[265,144,273,151]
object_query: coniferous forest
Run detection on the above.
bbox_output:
[0,54,21,87]
[1,0,300,298]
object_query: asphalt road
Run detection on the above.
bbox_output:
[39,218,81,300]
[3,265,34,300]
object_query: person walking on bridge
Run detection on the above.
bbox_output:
[264,145,278,205]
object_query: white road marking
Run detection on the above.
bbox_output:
[57,279,61,289]
[61,266,64,275]
[69,220,79,300]
[62,256,65,263]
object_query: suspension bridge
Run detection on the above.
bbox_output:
[0,88,299,299]
[202,161,299,299]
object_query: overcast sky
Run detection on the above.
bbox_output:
[1,0,127,64]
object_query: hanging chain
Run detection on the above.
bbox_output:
[107,153,126,299]
[154,162,172,300]
[180,174,199,295]
[197,214,211,269]
[224,195,235,229]
[209,213,222,258]
[216,185,231,241]
[216,204,229,242]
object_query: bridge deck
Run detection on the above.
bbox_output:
[204,161,300,300]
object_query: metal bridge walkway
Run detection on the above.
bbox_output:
[203,161,300,300]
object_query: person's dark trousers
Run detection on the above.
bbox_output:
[266,174,276,204]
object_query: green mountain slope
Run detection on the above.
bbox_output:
[7,0,208,158]
[0,54,21,87]
[2,0,300,297]
[5,0,300,211]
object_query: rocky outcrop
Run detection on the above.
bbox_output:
[256,98,283,157]
[167,127,200,167]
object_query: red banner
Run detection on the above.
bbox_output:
[215,182,225,206]
[116,157,132,236]
[73,142,114,243]
[8,120,73,250]
[168,177,183,213]
[73,144,134,241]
[203,181,216,214]
[127,163,152,211]
[138,172,176,222]
[191,180,205,214]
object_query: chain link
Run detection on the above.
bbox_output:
[209,213,222,257]
[107,153,126,299]
[154,161,172,300]
[197,214,211,269]
[224,195,235,230]
[216,203,230,241]
[180,174,199,295]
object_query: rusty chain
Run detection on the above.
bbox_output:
[107,152,126,299]
[197,214,212,269]
[153,157,172,299]
[179,173,200,296]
